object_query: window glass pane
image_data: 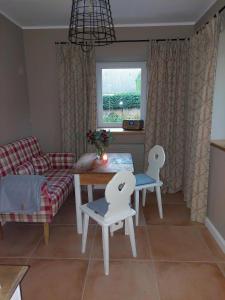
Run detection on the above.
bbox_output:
[102,68,141,124]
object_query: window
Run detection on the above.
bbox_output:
[96,62,147,128]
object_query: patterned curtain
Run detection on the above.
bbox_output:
[144,40,189,193]
[56,45,96,159]
[184,17,220,222]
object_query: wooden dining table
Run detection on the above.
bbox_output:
[71,153,134,234]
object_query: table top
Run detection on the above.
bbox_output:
[0,265,28,300]
[72,153,134,174]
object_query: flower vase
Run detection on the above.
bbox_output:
[95,143,105,160]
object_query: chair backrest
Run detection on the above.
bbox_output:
[104,171,136,220]
[146,145,165,181]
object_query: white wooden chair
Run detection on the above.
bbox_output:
[80,171,137,275]
[134,145,166,226]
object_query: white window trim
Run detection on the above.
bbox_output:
[96,62,147,128]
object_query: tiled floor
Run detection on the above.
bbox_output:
[0,191,225,300]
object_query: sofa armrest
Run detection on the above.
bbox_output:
[47,152,76,169]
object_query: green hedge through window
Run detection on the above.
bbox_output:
[103,93,140,110]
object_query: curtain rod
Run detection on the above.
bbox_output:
[55,38,189,45]
[196,3,225,32]
[219,4,225,14]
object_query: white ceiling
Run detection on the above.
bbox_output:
[0,0,217,28]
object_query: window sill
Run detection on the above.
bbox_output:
[98,128,145,135]
[211,140,225,153]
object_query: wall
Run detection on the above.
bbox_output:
[208,145,225,240]
[211,29,225,139]
[198,0,225,140]
[0,14,31,145]
[23,25,193,169]
[23,29,66,152]
[195,0,225,29]
[198,0,225,248]
[95,26,193,62]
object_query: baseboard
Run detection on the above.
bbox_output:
[205,217,225,254]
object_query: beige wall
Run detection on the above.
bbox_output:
[211,29,225,139]
[23,29,66,152]
[23,25,193,167]
[0,14,31,145]
[197,1,225,242]
[208,145,225,239]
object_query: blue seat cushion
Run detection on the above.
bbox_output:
[135,174,156,186]
[87,198,109,217]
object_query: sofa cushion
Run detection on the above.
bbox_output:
[135,174,156,186]
[32,155,51,175]
[0,137,41,176]
[87,197,109,217]
[16,161,34,175]
[47,153,76,169]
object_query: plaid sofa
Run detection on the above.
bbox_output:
[0,137,75,224]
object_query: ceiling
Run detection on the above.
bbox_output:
[0,0,217,28]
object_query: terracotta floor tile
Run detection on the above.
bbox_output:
[0,257,29,265]
[91,226,151,260]
[155,262,225,300]
[200,227,225,262]
[2,189,225,300]
[143,204,190,226]
[138,205,147,226]
[83,260,160,300]
[21,259,88,300]
[0,223,42,258]
[148,225,214,261]
[32,225,95,259]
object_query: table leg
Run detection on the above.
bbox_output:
[87,185,93,202]
[74,174,82,234]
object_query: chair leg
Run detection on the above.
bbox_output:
[156,186,163,219]
[87,185,93,203]
[134,190,139,226]
[128,216,137,257]
[110,225,114,237]
[44,223,49,245]
[142,189,147,207]
[102,226,109,275]
[124,218,129,235]
[82,214,89,253]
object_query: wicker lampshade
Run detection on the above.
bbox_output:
[68,0,116,52]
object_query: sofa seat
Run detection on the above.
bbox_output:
[45,169,74,214]
[44,168,74,179]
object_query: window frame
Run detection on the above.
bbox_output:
[96,62,147,128]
